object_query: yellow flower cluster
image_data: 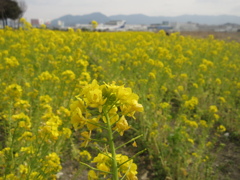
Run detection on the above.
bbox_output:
[71,79,143,138]
[42,152,62,174]
[184,96,198,110]
[3,84,22,101]
[89,153,138,180]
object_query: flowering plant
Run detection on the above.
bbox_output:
[70,79,144,179]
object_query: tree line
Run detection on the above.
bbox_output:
[0,0,27,27]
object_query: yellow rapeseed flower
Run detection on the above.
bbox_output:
[184,97,198,110]
[113,115,130,136]
[79,150,92,161]
[209,105,218,113]
[217,125,226,133]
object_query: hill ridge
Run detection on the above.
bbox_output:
[50,12,240,26]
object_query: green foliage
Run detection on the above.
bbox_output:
[0,0,22,20]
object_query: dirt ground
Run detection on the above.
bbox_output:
[59,136,240,180]
[180,31,240,42]
[213,132,240,180]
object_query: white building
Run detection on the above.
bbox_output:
[75,24,92,30]
[125,24,148,31]
[173,22,199,32]
[96,20,126,31]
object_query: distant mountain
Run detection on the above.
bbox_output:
[109,14,155,24]
[50,12,240,27]
[109,14,240,25]
[51,12,110,27]
[170,15,240,25]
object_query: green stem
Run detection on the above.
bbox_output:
[85,119,108,130]
[79,162,112,174]
[104,109,119,180]
[116,134,143,150]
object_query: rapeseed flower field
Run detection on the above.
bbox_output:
[0,22,240,179]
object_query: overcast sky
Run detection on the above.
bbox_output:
[23,0,240,20]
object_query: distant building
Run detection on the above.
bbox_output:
[45,20,51,26]
[148,22,173,32]
[57,20,65,28]
[31,19,44,27]
[213,23,240,32]
[6,19,19,28]
[96,20,126,31]
[75,24,92,30]
[173,22,199,32]
[125,24,148,31]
